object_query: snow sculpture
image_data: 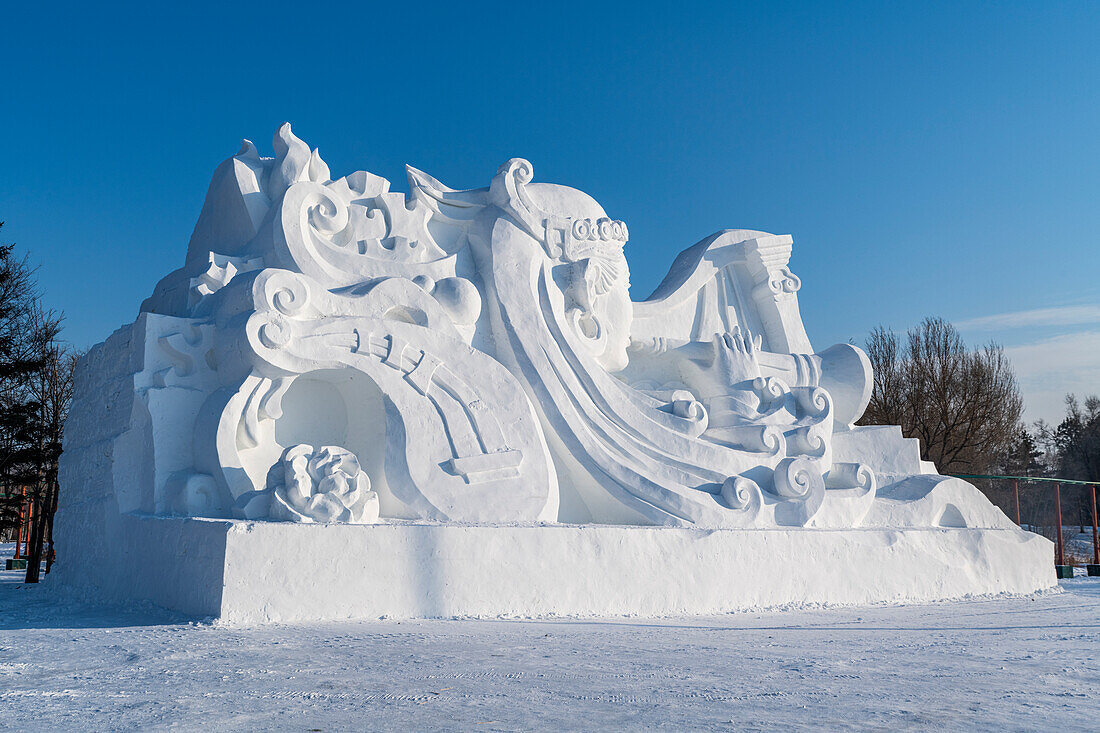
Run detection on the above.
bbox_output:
[270,445,379,524]
[127,124,877,528]
[54,124,1055,621]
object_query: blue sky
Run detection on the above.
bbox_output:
[1,1,1097,424]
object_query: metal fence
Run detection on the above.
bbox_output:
[1,488,31,559]
[952,474,1100,569]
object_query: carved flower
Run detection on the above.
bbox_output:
[270,444,379,524]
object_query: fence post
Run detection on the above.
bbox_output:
[1091,484,1099,566]
[1054,482,1065,567]
[13,491,25,559]
[1013,479,1021,526]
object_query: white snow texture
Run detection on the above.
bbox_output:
[2,555,1097,731]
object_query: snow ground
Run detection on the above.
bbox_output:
[1,544,1098,732]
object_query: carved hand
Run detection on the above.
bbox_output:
[712,326,763,386]
[673,326,763,403]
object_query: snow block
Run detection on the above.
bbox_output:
[50,513,1056,624]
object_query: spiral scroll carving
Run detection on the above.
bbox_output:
[772,457,826,523]
[741,425,784,455]
[780,268,801,293]
[752,375,790,408]
[825,462,877,495]
[258,314,292,350]
[721,476,757,509]
[720,476,763,524]
[260,270,312,317]
[672,398,706,423]
[792,385,831,419]
[498,157,534,185]
[790,424,828,458]
[306,187,351,237]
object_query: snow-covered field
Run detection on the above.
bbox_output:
[1,543,1098,731]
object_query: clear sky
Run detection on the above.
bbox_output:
[2,1,1097,425]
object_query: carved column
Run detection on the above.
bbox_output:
[741,235,813,354]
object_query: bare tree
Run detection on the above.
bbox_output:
[25,342,77,577]
[863,325,905,428]
[0,222,69,582]
[860,317,1023,475]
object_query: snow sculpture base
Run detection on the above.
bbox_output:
[52,510,1054,624]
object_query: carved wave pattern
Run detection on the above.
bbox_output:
[270,125,458,287]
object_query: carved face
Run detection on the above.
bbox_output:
[528,184,634,373]
[593,274,633,373]
[407,164,635,373]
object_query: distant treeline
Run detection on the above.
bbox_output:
[861,316,1099,542]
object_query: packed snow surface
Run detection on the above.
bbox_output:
[1,553,1097,730]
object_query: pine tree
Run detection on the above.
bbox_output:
[1001,428,1047,477]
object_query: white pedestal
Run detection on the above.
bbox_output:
[51,506,1057,624]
